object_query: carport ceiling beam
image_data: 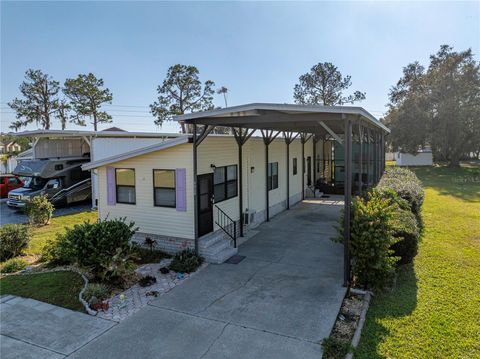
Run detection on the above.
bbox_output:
[318,121,343,145]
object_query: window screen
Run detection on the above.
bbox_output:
[213,165,237,203]
[116,168,136,204]
[153,170,176,207]
[268,162,279,191]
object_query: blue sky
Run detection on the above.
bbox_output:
[1,1,478,133]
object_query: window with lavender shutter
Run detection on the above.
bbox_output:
[175,168,186,211]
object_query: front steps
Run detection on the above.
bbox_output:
[198,230,238,264]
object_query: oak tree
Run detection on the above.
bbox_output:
[386,45,480,167]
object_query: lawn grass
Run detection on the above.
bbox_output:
[356,164,480,358]
[0,271,85,311]
[27,210,97,255]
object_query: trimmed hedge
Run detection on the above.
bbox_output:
[390,209,420,265]
[336,190,399,288]
[378,167,424,222]
[333,168,424,288]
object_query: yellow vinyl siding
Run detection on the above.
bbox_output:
[97,143,194,239]
[96,135,314,239]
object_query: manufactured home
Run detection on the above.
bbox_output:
[83,103,389,273]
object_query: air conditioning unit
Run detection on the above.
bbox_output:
[243,209,256,225]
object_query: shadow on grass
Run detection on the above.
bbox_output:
[355,264,418,359]
[411,165,480,202]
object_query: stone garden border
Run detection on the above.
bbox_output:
[1,265,96,315]
[345,288,372,359]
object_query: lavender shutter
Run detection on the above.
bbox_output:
[106,166,116,206]
[175,168,187,212]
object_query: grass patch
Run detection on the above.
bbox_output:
[356,164,480,358]
[0,271,85,311]
[27,210,97,255]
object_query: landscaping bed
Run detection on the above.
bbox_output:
[324,165,428,358]
[322,290,365,359]
[355,165,480,358]
[1,210,205,315]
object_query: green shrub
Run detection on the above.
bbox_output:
[134,247,170,265]
[169,249,203,273]
[390,209,420,265]
[335,191,398,288]
[378,167,424,222]
[1,257,28,273]
[42,217,138,282]
[0,224,31,261]
[83,283,110,303]
[25,195,54,226]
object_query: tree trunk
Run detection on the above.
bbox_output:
[93,112,97,131]
[448,153,461,168]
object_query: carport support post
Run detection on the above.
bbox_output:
[261,130,280,222]
[381,132,385,175]
[238,139,244,236]
[287,140,290,208]
[367,128,373,187]
[358,123,363,194]
[302,138,305,200]
[313,136,318,194]
[299,133,310,200]
[233,128,254,237]
[343,116,353,287]
[284,132,298,210]
[193,123,199,253]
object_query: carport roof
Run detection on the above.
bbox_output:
[175,103,390,135]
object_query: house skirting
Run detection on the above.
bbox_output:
[132,191,303,256]
[132,232,194,254]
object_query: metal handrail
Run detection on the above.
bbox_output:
[214,205,237,248]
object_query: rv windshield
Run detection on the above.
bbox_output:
[23,177,48,191]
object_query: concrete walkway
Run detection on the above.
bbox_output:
[0,295,115,358]
[71,198,346,358]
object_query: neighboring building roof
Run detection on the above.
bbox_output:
[9,129,183,139]
[82,135,190,170]
[101,126,127,132]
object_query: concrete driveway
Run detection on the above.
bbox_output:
[0,199,92,225]
[0,295,115,358]
[72,197,346,358]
